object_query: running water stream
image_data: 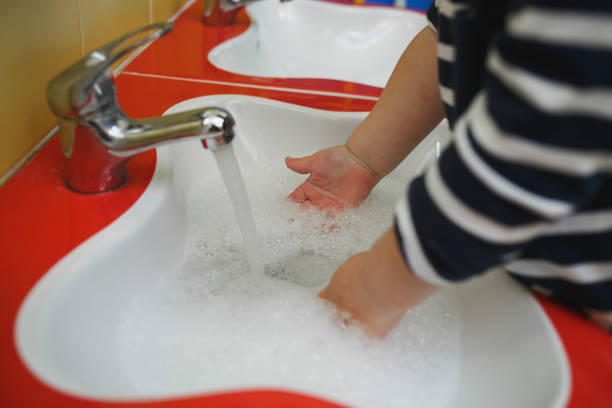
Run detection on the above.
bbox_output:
[211,144,265,276]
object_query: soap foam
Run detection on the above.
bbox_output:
[116,165,462,407]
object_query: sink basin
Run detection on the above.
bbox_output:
[16,95,569,407]
[208,0,427,87]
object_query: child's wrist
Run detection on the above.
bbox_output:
[364,229,438,311]
[344,141,383,181]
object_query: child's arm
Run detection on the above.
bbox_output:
[323,1,612,335]
[344,26,445,179]
[286,26,444,209]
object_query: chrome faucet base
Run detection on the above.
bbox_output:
[47,23,237,194]
[203,0,242,26]
[203,0,290,26]
[64,124,130,193]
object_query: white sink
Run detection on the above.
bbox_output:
[208,0,427,87]
[16,95,569,407]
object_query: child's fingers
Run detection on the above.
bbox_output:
[287,185,306,202]
[318,287,328,299]
[287,186,316,210]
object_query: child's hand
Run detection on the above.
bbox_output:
[286,145,380,210]
[319,228,439,338]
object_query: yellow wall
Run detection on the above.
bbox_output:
[0,0,189,180]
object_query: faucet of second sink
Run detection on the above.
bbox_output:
[203,0,290,26]
[47,22,236,193]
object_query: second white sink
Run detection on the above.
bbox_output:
[208,0,427,88]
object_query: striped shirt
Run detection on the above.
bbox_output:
[394,0,612,330]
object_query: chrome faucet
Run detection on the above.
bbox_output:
[47,23,236,193]
[203,0,290,26]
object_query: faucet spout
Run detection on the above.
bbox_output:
[63,107,235,193]
[92,107,235,157]
[47,22,236,193]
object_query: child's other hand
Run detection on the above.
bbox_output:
[319,252,405,338]
[319,228,439,338]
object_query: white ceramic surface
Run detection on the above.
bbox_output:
[208,0,427,87]
[16,95,569,407]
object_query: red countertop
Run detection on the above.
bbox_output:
[1,1,611,407]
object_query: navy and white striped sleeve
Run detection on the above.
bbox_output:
[426,1,439,33]
[394,1,612,286]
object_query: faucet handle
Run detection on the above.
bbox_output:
[47,22,173,120]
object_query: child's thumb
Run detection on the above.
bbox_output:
[285,155,313,175]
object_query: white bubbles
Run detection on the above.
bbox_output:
[115,165,462,407]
